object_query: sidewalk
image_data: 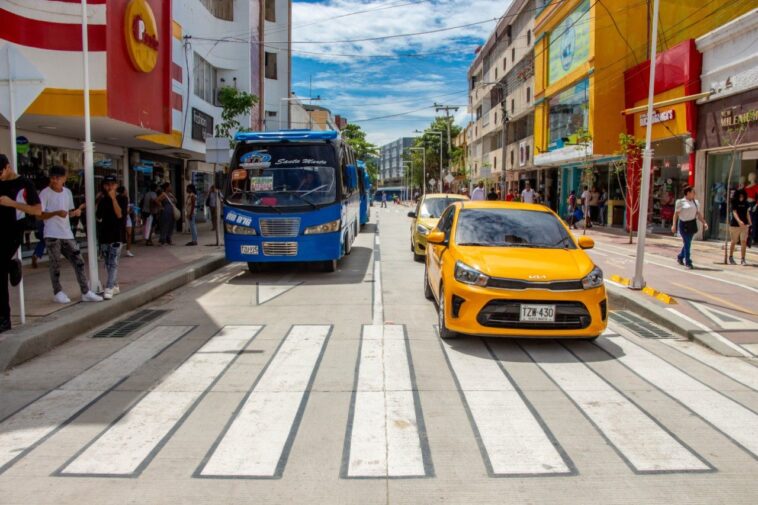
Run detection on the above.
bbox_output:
[582,225,758,357]
[1,223,227,370]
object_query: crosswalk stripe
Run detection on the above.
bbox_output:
[599,337,758,458]
[521,341,710,473]
[344,325,431,478]
[0,325,192,474]
[659,339,758,392]
[58,326,263,477]
[440,338,573,476]
[198,325,331,478]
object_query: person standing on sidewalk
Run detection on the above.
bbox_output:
[118,186,135,257]
[746,171,757,247]
[207,185,219,230]
[581,185,592,229]
[0,154,42,331]
[96,175,127,300]
[156,182,177,245]
[598,188,608,226]
[185,184,198,246]
[672,186,708,270]
[728,189,752,266]
[521,181,535,203]
[141,183,158,246]
[39,165,102,304]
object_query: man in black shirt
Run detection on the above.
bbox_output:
[0,154,42,332]
[729,189,752,266]
[96,175,127,300]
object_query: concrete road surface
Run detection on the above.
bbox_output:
[1,206,757,504]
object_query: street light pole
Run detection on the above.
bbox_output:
[402,161,411,201]
[631,0,660,290]
[81,0,99,292]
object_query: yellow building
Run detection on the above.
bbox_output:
[532,0,754,218]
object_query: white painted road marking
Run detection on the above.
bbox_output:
[199,325,331,478]
[373,234,383,325]
[522,341,709,473]
[346,325,428,477]
[688,302,758,331]
[59,326,263,476]
[659,339,758,392]
[257,283,300,305]
[600,336,758,457]
[441,338,571,476]
[666,309,753,357]
[0,325,192,473]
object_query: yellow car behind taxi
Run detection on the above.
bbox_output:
[408,193,468,262]
[424,201,607,340]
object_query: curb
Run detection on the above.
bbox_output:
[0,254,228,372]
[606,283,744,357]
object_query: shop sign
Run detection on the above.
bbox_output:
[125,0,159,73]
[548,0,590,85]
[191,108,214,141]
[640,109,675,126]
[720,108,757,128]
[548,138,564,151]
[16,136,29,155]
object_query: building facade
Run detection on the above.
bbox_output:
[261,0,292,131]
[379,137,414,187]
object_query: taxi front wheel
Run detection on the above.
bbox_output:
[437,285,458,340]
[424,267,434,300]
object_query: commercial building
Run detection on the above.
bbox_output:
[1,0,291,236]
[695,8,758,241]
[261,0,292,131]
[467,0,535,198]
[379,137,414,187]
[532,0,753,222]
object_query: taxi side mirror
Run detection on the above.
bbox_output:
[427,230,446,245]
[407,211,417,218]
[578,236,594,249]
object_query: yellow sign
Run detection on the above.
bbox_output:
[633,86,689,140]
[125,0,159,73]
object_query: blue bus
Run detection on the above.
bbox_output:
[224,130,361,272]
[357,160,372,227]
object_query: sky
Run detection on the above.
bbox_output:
[288,0,512,147]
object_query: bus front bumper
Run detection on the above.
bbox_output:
[225,233,343,263]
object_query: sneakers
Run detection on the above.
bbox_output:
[9,258,22,286]
[676,257,684,266]
[185,241,198,246]
[81,290,103,302]
[741,258,748,266]
[686,264,694,270]
[729,256,737,265]
[103,288,113,300]
[125,250,135,257]
[112,285,120,295]
[53,291,71,304]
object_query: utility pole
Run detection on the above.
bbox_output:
[434,103,459,187]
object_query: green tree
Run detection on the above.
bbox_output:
[214,86,259,143]
[341,123,379,160]
[412,117,462,190]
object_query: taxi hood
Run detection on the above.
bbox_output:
[456,246,594,281]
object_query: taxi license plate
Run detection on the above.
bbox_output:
[520,304,556,322]
[241,245,259,255]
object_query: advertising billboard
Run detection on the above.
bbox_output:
[548,0,590,85]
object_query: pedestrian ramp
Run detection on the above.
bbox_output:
[0,323,757,481]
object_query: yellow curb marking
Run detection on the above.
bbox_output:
[610,274,631,286]
[612,274,676,304]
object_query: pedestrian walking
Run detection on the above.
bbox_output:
[39,165,102,304]
[521,181,535,203]
[141,183,158,246]
[471,182,485,201]
[0,154,42,331]
[598,188,608,226]
[31,219,45,268]
[185,184,198,246]
[581,185,592,229]
[672,186,708,270]
[380,192,387,208]
[156,182,177,245]
[728,189,752,266]
[118,186,135,257]
[589,187,600,224]
[96,175,127,300]
[207,185,219,230]
[487,187,498,201]
[746,171,757,247]
[567,190,578,229]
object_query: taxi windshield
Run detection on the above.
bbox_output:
[420,198,459,219]
[455,209,575,249]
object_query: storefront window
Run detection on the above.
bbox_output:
[705,151,758,240]
[548,79,589,150]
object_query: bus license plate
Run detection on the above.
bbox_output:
[520,304,556,322]
[241,245,259,255]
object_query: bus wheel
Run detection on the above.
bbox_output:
[344,233,352,256]
[322,259,337,272]
[247,262,262,273]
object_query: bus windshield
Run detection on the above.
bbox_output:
[226,143,338,209]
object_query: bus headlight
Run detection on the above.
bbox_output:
[225,223,257,235]
[304,219,340,234]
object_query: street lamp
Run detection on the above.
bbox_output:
[409,147,426,195]
[415,129,443,192]
[402,161,411,201]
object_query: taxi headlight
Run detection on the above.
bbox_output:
[304,219,340,234]
[582,266,604,289]
[416,224,430,236]
[225,223,257,235]
[454,261,489,287]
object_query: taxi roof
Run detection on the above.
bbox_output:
[422,193,469,200]
[456,200,552,212]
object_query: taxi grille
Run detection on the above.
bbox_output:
[262,242,298,256]
[259,218,300,237]
[487,278,584,291]
[477,300,590,330]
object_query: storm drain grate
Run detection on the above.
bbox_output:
[92,309,169,338]
[610,310,676,339]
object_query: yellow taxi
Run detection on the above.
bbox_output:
[424,201,607,340]
[408,193,469,261]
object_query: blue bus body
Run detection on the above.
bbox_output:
[223,130,360,271]
[357,160,371,226]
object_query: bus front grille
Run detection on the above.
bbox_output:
[259,218,301,237]
[262,242,298,256]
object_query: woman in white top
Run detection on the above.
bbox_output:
[671,186,708,269]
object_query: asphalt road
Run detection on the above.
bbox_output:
[1,206,757,504]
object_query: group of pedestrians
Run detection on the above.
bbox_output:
[141,183,215,246]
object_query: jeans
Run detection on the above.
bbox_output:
[188,214,198,243]
[677,221,694,267]
[101,242,122,289]
[46,238,90,295]
[33,221,46,258]
[1,233,22,324]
